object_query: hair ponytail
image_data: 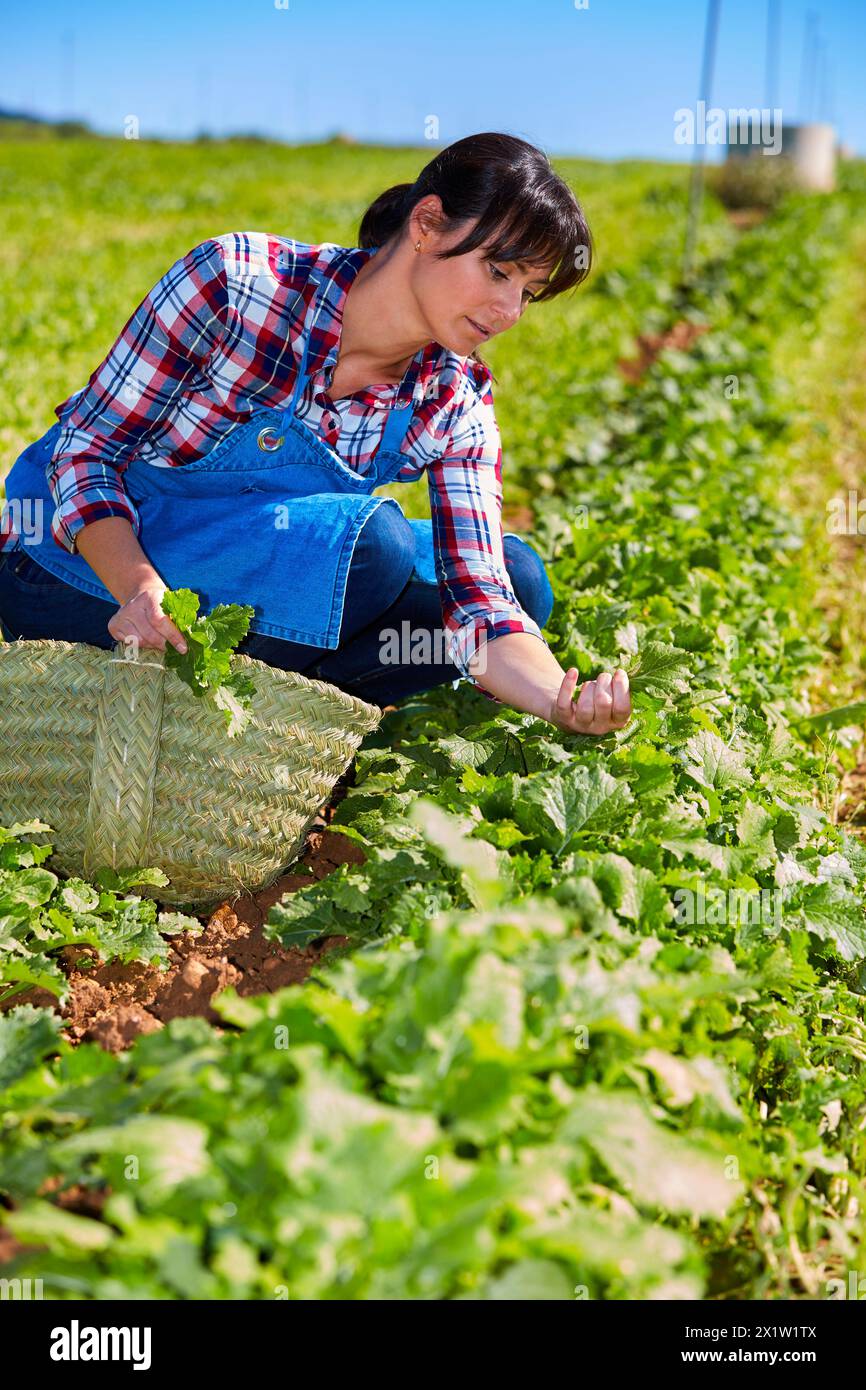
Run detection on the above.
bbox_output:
[358,182,415,249]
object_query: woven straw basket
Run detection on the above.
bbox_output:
[0,638,383,910]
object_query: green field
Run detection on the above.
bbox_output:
[1,139,865,1301]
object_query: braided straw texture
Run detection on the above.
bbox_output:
[0,639,382,908]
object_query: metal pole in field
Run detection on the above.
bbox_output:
[765,0,781,112]
[816,38,834,124]
[682,0,722,285]
[823,54,836,126]
[798,9,819,119]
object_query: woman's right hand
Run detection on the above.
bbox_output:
[548,667,631,735]
[108,581,188,654]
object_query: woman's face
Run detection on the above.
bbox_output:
[409,206,554,355]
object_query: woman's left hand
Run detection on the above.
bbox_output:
[549,667,631,735]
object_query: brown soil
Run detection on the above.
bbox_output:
[727,208,769,230]
[501,504,535,530]
[617,319,711,384]
[838,761,866,833]
[2,1168,114,1268]
[0,764,379,1055]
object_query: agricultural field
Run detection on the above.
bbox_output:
[1,139,865,1301]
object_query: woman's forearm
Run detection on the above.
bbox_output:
[466,631,631,735]
[465,632,567,720]
[73,517,162,606]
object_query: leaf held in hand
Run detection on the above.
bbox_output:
[625,641,691,699]
[160,588,256,737]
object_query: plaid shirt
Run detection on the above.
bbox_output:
[1,233,549,691]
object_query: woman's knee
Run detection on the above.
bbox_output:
[503,535,554,629]
[337,503,417,642]
[353,503,416,595]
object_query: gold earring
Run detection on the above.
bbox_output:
[415,240,422,252]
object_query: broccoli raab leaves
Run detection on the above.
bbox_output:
[161,588,257,737]
[625,641,691,700]
[0,824,201,1005]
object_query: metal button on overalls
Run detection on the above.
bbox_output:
[4,257,427,651]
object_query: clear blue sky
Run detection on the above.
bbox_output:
[5,0,864,159]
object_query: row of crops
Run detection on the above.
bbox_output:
[1,154,865,1299]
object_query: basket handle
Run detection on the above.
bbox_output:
[82,640,167,878]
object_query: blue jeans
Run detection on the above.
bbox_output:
[0,507,554,706]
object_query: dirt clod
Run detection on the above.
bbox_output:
[501,504,535,530]
[618,319,711,384]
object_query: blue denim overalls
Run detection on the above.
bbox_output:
[3,255,440,648]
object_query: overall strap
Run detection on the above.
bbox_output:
[288,250,416,459]
[287,260,328,416]
[379,398,416,454]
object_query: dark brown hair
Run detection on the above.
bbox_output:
[357,131,593,370]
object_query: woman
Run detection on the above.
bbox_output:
[0,131,630,735]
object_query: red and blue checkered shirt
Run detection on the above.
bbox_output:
[1,233,549,691]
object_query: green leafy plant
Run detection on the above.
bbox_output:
[707,155,799,212]
[0,822,201,1005]
[160,588,257,737]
